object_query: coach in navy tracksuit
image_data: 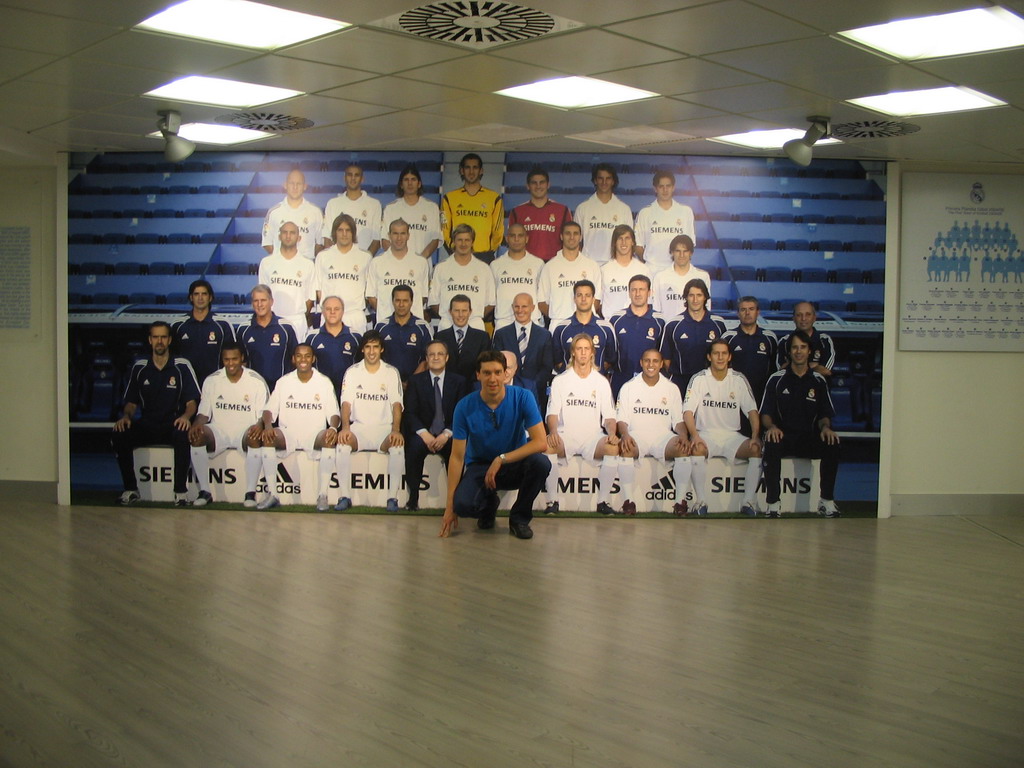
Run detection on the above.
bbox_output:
[237,284,299,391]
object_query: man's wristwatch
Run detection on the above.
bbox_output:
[498,453,506,463]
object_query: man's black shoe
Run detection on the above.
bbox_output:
[477,514,496,530]
[596,501,615,515]
[405,501,419,511]
[508,521,533,539]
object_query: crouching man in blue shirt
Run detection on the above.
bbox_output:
[439,350,551,540]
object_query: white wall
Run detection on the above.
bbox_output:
[881,163,1024,516]
[0,162,60,488]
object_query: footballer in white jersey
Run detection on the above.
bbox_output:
[614,348,692,517]
[681,340,764,516]
[651,235,713,315]
[189,343,272,507]
[324,189,383,254]
[381,196,441,259]
[537,250,603,325]
[258,249,315,333]
[366,247,431,320]
[258,344,343,511]
[428,229,496,331]
[634,171,696,272]
[490,231,544,329]
[261,170,324,262]
[575,192,633,264]
[335,331,406,512]
[315,216,372,332]
[265,365,340,456]
[544,334,621,513]
[340,359,404,442]
[601,257,651,319]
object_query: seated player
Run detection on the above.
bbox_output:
[403,340,467,510]
[335,331,405,512]
[615,348,690,517]
[112,321,200,506]
[761,331,841,518]
[682,340,763,516]
[257,344,341,511]
[188,342,271,508]
[545,333,621,515]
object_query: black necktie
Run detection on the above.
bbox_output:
[430,376,444,435]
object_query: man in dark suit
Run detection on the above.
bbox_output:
[492,292,554,413]
[435,294,490,381]
[403,339,468,510]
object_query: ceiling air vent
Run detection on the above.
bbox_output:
[215,112,314,132]
[831,120,921,139]
[375,2,581,50]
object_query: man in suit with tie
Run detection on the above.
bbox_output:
[436,294,490,382]
[492,292,554,413]
[403,339,468,510]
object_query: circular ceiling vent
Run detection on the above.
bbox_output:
[395,2,568,48]
[832,120,921,139]
[215,112,314,132]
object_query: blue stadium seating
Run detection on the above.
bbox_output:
[799,268,828,283]
[730,265,757,281]
[762,266,793,282]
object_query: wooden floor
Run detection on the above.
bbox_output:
[1,504,1022,768]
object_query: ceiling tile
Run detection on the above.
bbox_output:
[77,31,259,74]
[281,27,466,74]
[19,58,178,95]
[745,0,981,34]
[510,0,706,26]
[794,64,950,101]
[914,49,1024,87]
[0,80,130,112]
[0,0,167,26]
[265,94,396,126]
[651,113,776,137]
[597,58,765,96]
[0,7,118,56]
[0,103,84,132]
[609,1,820,56]
[706,36,893,82]
[400,54,555,94]
[319,76,476,109]
[683,82,826,114]
[210,55,377,94]
[492,29,681,75]
[585,97,727,124]
[0,47,59,82]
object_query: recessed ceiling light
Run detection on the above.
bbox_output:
[847,86,1007,117]
[135,0,348,50]
[144,75,303,108]
[147,122,275,145]
[709,129,842,150]
[837,7,1024,60]
[495,76,658,109]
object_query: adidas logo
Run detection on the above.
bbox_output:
[782,388,790,394]
[317,343,325,349]
[287,394,295,399]
[181,333,189,340]
[217,395,224,400]
[619,328,627,334]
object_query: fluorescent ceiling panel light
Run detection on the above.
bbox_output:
[135,0,348,50]
[147,122,275,145]
[144,75,302,108]
[709,128,841,149]
[495,76,658,109]
[847,86,1006,116]
[837,7,1024,60]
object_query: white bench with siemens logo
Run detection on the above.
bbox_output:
[133,447,820,512]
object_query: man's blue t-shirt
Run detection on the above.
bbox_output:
[452,385,542,465]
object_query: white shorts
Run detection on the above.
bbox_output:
[349,421,392,452]
[634,431,676,460]
[560,429,605,467]
[205,424,249,458]
[278,425,325,458]
[699,429,749,464]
